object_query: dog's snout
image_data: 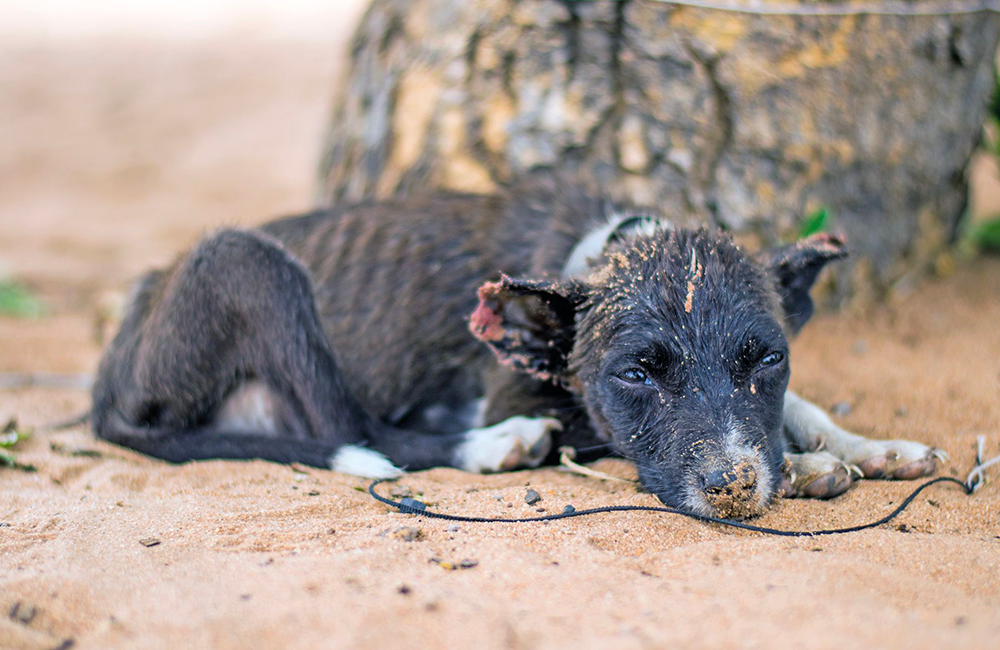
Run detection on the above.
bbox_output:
[701,462,757,493]
[699,460,760,518]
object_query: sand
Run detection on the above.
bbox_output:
[1,3,999,649]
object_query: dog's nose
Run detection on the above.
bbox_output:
[700,460,759,518]
[702,468,735,493]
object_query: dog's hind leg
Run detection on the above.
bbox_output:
[782,391,944,481]
[91,229,416,476]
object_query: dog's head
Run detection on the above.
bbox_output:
[470,227,846,519]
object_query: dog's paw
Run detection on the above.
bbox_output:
[838,439,946,480]
[780,451,860,499]
[329,445,403,479]
[455,416,559,473]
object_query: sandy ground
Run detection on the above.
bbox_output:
[2,2,1000,649]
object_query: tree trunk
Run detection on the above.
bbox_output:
[317,0,1000,300]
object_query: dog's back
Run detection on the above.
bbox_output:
[257,182,613,421]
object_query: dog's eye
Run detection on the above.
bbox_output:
[618,368,652,385]
[759,351,785,368]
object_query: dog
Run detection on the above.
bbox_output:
[92,178,943,519]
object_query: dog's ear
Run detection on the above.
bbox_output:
[760,233,848,334]
[469,274,587,382]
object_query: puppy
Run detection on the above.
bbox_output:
[92,179,942,518]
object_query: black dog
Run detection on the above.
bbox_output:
[92,180,942,518]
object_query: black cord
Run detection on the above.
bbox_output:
[369,476,973,537]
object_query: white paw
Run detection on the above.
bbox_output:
[329,445,403,479]
[838,438,946,480]
[455,416,559,473]
[781,451,859,499]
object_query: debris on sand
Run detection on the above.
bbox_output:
[390,526,422,542]
[49,442,103,458]
[430,557,478,571]
[390,484,413,498]
[831,401,852,417]
[9,601,37,625]
[0,420,36,472]
[525,489,542,505]
[139,538,161,547]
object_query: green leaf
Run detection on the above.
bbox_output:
[989,117,1000,159]
[0,449,36,472]
[0,432,25,448]
[970,218,1000,253]
[0,422,30,448]
[0,281,43,319]
[799,207,830,239]
[990,66,1000,123]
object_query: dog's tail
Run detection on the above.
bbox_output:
[94,411,402,478]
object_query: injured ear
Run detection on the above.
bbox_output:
[469,275,586,382]
[762,233,848,334]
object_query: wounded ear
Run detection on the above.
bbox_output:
[469,275,585,382]
[762,233,848,334]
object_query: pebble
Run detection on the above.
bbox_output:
[390,527,422,542]
[493,493,503,501]
[445,525,460,532]
[525,489,542,505]
[139,538,161,547]
[390,485,413,498]
[9,602,36,625]
[563,505,576,514]
[459,559,478,569]
[830,401,852,417]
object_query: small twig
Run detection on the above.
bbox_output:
[559,446,637,483]
[34,410,91,434]
[967,435,1000,492]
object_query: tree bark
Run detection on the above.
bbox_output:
[317,0,1000,299]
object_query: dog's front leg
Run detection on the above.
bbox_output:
[782,390,945,481]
